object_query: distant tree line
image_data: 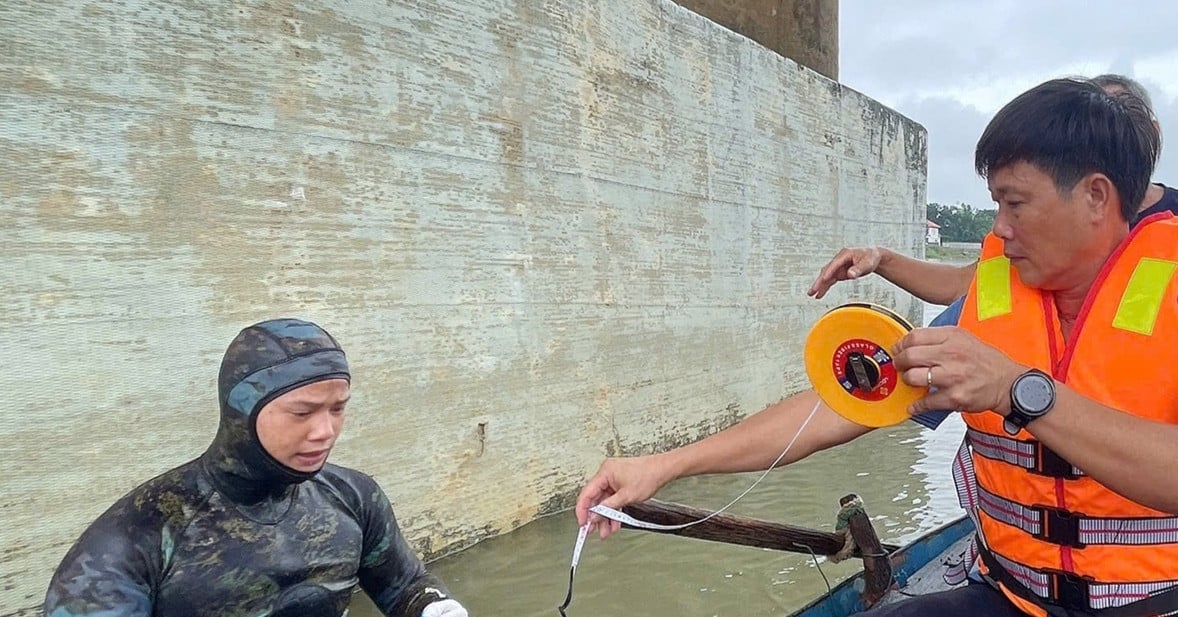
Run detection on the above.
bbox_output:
[927,202,997,243]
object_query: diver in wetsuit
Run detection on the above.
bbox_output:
[45,318,469,617]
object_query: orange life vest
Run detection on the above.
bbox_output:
[954,213,1178,617]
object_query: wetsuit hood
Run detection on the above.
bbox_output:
[202,318,350,505]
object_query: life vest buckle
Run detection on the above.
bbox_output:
[1034,445,1082,480]
[1035,506,1086,549]
[1044,568,1093,611]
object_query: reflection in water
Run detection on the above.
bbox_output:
[350,303,967,616]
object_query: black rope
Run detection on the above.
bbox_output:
[799,543,833,596]
[557,566,575,616]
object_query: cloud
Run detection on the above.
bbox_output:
[840,0,1178,206]
[894,96,994,209]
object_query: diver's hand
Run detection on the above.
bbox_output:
[808,247,884,299]
[575,455,677,539]
[422,599,468,617]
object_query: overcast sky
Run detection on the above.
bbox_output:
[840,0,1178,210]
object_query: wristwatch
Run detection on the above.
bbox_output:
[1004,369,1056,435]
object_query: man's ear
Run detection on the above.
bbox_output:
[1081,173,1120,223]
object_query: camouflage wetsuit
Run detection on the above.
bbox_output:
[45,319,450,617]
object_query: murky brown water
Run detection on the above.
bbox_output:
[350,303,966,616]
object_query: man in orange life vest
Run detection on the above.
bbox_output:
[576,78,1178,617]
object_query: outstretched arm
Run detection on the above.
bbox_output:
[575,390,873,537]
[809,246,976,306]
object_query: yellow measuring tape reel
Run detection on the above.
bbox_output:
[804,303,926,427]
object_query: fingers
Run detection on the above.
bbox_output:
[593,514,622,539]
[576,455,671,539]
[574,471,613,526]
[894,328,963,389]
[595,492,635,538]
[892,325,954,357]
[894,345,942,376]
[598,490,632,513]
[809,249,882,299]
[900,365,931,389]
[895,329,1022,415]
[808,282,829,299]
[574,490,593,527]
[808,250,856,298]
[843,249,879,279]
[575,461,636,538]
[807,274,837,299]
[908,390,957,416]
[892,331,946,374]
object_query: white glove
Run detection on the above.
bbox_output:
[421,599,468,617]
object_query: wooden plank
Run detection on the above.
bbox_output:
[621,499,900,556]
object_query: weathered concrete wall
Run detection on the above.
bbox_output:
[0,0,924,612]
[672,0,839,79]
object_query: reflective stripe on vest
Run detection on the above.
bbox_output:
[953,437,980,531]
[1113,258,1178,335]
[955,436,1178,613]
[976,483,1178,547]
[961,442,1178,612]
[977,252,1178,328]
[984,546,1178,611]
[967,428,1085,478]
[976,256,1013,320]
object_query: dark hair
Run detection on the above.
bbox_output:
[974,78,1160,221]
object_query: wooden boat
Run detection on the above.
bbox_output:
[620,498,974,616]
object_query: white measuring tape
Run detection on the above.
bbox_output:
[559,399,823,614]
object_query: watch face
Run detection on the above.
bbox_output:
[1015,374,1054,414]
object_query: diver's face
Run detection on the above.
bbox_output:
[255,378,349,472]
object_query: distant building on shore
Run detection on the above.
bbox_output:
[926,219,942,245]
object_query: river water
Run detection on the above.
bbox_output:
[351,302,966,617]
